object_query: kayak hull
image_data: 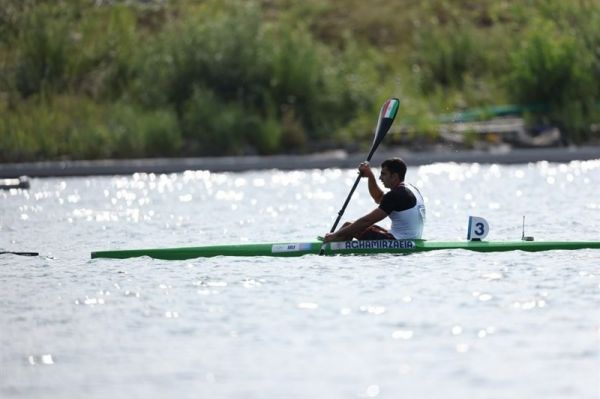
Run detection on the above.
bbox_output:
[91,239,600,260]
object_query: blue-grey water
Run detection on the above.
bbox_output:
[1,161,599,399]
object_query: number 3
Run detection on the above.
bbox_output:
[475,222,485,235]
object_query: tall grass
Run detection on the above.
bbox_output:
[0,96,180,162]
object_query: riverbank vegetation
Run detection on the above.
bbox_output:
[1,0,599,162]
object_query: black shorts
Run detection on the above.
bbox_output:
[357,225,395,240]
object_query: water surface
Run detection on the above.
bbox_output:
[1,161,599,398]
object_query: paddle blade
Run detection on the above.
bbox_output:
[0,251,39,256]
[367,98,400,160]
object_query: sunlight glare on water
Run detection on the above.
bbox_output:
[1,160,599,399]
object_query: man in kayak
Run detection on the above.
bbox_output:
[323,158,425,242]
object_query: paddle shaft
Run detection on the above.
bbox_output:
[328,176,360,233]
[328,154,376,234]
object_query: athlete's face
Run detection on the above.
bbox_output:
[379,167,399,188]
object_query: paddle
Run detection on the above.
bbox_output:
[320,98,400,255]
[0,251,39,256]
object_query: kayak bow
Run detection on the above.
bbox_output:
[91,239,600,260]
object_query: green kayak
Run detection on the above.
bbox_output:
[91,239,600,260]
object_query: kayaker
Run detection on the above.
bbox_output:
[323,157,425,242]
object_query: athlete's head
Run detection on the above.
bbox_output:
[381,158,407,182]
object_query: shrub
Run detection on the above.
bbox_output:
[411,23,485,94]
[13,5,72,98]
[132,1,375,154]
[507,18,598,142]
[180,86,282,155]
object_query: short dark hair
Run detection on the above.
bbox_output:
[381,158,407,181]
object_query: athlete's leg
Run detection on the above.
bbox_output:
[356,225,394,240]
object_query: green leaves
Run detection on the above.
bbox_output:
[507,17,598,142]
[132,2,373,155]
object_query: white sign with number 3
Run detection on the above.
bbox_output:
[467,216,489,241]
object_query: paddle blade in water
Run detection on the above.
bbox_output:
[0,251,39,256]
[368,98,400,161]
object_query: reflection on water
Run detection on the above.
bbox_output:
[1,160,599,399]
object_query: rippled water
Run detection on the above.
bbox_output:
[1,160,599,399]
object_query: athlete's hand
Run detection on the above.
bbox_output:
[358,162,374,178]
[323,232,337,243]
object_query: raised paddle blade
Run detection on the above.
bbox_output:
[367,98,400,161]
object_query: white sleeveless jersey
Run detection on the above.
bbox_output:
[388,183,426,239]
